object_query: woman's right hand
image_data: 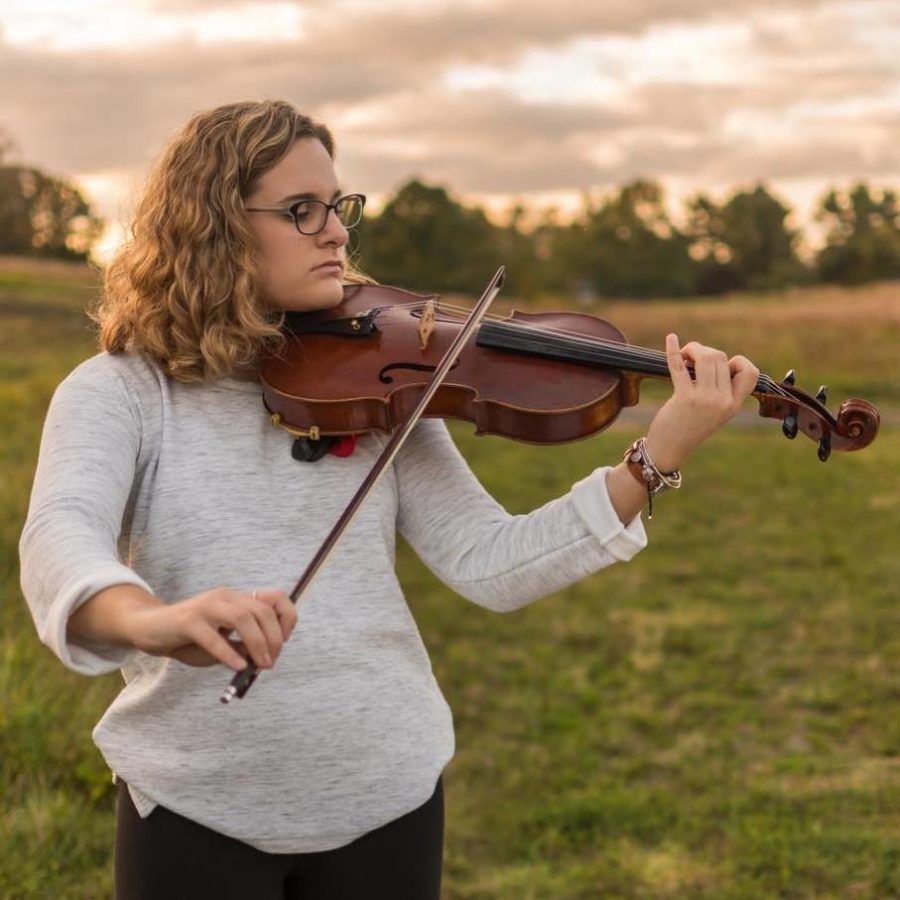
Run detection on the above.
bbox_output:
[128,587,297,671]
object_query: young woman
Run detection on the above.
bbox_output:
[20,99,759,899]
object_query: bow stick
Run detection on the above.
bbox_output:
[220,265,506,703]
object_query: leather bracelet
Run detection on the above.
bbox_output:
[622,437,682,519]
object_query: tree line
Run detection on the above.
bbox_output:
[2,135,898,299]
[358,178,900,299]
[0,135,102,262]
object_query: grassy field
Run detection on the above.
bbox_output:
[1,257,899,898]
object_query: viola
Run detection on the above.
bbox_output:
[260,282,880,461]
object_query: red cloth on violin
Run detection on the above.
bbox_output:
[328,434,358,457]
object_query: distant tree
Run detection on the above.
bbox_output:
[0,136,102,261]
[552,180,697,299]
[0,128,16,163]
[684,184,806,294]
[357,179,499,294]
[490,203,545,298]
[815,183,900,284]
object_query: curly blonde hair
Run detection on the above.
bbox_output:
[93,100,372,383]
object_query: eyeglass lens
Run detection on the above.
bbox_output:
[292,196,364,234]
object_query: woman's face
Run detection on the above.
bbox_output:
[245,137,349,312]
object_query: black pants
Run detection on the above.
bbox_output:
[114,778,444,899]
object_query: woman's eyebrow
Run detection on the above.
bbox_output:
[277,188,343,204]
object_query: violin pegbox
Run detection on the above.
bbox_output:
[756,369,880,459]
[780,369,799,440]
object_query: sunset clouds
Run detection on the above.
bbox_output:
[1,0,897,256]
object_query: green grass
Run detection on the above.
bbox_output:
[422,424,900,898]
[2,258,899,897]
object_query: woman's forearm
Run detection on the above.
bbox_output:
[67,584,164,648]
[605,460,653,525]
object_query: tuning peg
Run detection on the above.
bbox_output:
[818,435,831,462]
[783,411,798,439]
[783,369,796,386]
[815,384,828,404]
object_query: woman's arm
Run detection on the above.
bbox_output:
[19,357,294,674]
[394,422,648,613]
[68,582,296,672]
[19,358,156,674]
[393,335,758,612]
[67,583,163,647]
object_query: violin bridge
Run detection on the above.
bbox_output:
[418,299,436,352]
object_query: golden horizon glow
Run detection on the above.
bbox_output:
[3,0,896,263]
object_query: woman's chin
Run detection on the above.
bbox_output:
[268,282,345,312]
[309,278,346,308]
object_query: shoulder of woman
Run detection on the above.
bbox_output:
[53,351,169,436]
[59,350,165,400]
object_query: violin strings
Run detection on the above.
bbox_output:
[396,299,669,366]
[420,300,795,402]
[373,300,796,402]
[434,301,795,401]
[453,303,796,402]
[386,297,659,367]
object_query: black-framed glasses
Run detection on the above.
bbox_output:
[245,193,366,235]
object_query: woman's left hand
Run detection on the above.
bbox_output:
[644,333,760,472]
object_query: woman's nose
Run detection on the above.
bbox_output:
[318,208,349,246]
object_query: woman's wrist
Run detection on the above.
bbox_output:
[622,437,683,519]
[68,584,165,649]
[642,434,690,474]
[606,461,654,525]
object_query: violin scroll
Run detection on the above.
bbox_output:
[835,398,881,446]
[755,373,880,459]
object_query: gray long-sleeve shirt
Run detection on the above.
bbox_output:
[19,351,647,853]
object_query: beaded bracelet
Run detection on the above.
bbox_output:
[622,437,682,519]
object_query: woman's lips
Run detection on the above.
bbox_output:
[312,262,343,276]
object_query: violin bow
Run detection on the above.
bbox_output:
[220,265,506,703]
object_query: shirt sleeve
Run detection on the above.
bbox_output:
[19,358,154,675]
[394,419,647,612]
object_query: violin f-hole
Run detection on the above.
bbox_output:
[379,359,460,384]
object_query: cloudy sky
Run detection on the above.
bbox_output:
[1,0,898,259]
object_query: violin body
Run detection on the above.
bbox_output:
[263,283,644,444]
[260,282,880,458]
